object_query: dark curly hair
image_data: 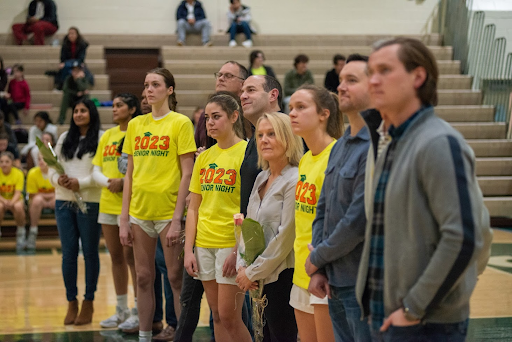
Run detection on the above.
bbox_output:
[61,98,100,160]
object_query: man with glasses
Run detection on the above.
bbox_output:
[174,61,249,342]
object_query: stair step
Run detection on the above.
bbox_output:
[0,45,104,60]
[31,90,112,107]
[478,176,512,196]
[3,59,106,75]
[23,75,109,91]
[436,105,494,122]
[484,197,512,217]
[451,122,507,139]
[476,158,512,176]
[467,140,512,157]
[438,90,482,106]
[162,46,453,61]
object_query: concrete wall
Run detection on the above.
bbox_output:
[0,0,440,36]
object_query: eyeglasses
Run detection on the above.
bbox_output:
[214,72,245,81]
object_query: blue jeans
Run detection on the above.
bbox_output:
[154,239,178,327]
[229,21,251,40]
[328,285,371,342]
[55,200,101,302]
[377,319,468,342]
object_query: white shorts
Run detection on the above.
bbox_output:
[98,213,120,226]
[289,284,328,314]
[130,216,171,238]
[194,247,237,285]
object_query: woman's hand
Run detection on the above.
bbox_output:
[236,267,258,291]
[4,200,14,210]
[195,146,206,158]
[58,63,65,69]
[58,174,69,187]
[107,178,123,193]
[165,220,183,247]
[184,250,198,277]
[119,219,133,247]
[66,178,80,192]
[222,250,237,277]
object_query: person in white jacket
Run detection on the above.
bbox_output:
[49,98,103,327]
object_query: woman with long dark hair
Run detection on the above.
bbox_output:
[48,98,103,326]
[248,50,276,78]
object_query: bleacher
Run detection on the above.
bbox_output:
[1,32,511,251]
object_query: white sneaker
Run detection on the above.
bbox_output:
[26,231,37,250]
[242,39,253,48]
[16,232,26,251]
[100,306,130,328]
[118,308,139,332]
[229,40,237,47]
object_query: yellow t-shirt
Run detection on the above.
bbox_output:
[189,140,247,248]
[293,140,336,289]
[251,66,267,76]
[0,167,25,200]
[26,167,54,195]
[123,112,196,220]
[92,126,126,215]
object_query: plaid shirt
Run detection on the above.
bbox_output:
[366,108,423,331]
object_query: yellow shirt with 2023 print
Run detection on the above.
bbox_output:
[123,112,197,220]
[0,168,24,200]
[26,167,54,195]
[189,140,247,248]
[293,140,336,290]
[92,126,126,215]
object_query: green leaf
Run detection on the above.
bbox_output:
[241,218,266,265]
[300,174,306,182]
[35,137,65,175]
[209,163,218,170]
[144,132,152,137]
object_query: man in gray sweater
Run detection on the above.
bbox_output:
[356,37,493,341]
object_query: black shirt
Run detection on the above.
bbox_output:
[239,136,262,217]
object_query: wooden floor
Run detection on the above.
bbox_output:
[0,229,511,340]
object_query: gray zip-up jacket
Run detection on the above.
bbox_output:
[356,107,493,323]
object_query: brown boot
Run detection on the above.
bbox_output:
[74,300,94,325]
[64,300,78,325]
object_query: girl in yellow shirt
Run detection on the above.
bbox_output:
[119,68,196,342]
[92,93,141,329]
[288,84,343,342]
[184,93,251,342]
[0,151,25,251]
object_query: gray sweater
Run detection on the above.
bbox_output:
[356,107,493,323]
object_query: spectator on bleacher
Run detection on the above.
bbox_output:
[27,131,54,175]
[227,0,255,48]
[21,111,57,157]
[4,64,31,124]
[283,55,314,113]
[55,27,93,90]
[0,133,21,169]
[11,0,59,46]
[0,152,26,251]
[176,0,212,47]
[191,106,202,129]
[324,54,346,93]
[59,62,91,125]
[0,111,19,156]
[25,153,55,251]
[92,93,141,330]
[248,50,276,78]
[49,98,103,326]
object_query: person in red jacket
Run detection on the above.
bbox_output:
[5,65,30,124]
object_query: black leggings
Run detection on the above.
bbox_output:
[262,268,298,342]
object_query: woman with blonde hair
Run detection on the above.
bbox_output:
[236,112,302,341]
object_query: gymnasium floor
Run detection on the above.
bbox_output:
[0,229,511,342]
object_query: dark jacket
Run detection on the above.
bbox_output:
[27,0,58,28]
[176,1,207,21]
[60,39,89,64]
[248,65,276,78]
[324,68,339,93]
[0,69,7,92]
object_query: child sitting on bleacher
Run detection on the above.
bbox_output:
[5,65,31,124]
[0,151,26,251]
[27,131,55,170]
[0,133,21,168]
[25,153,55,251]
